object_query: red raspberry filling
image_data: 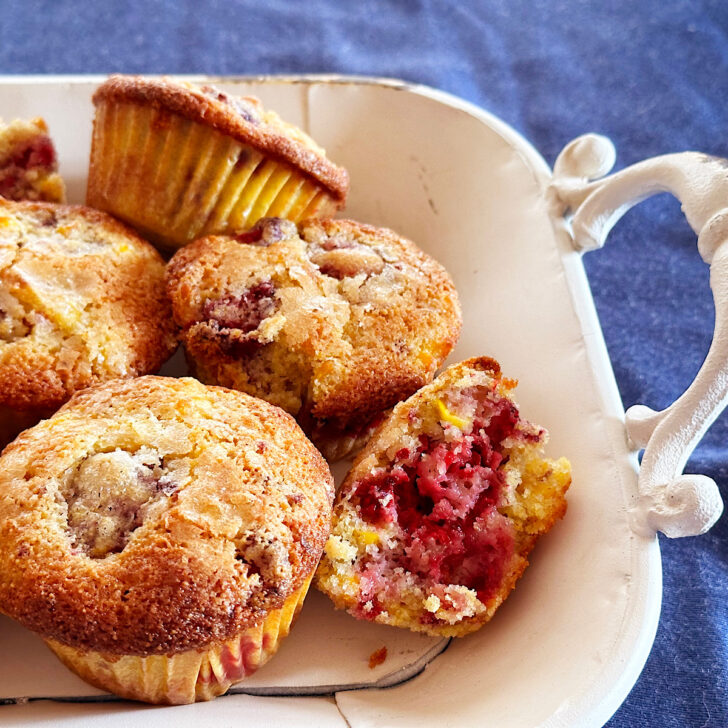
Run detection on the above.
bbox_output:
[203,280,276,331]
[0,136,57,200]
[352,396,524,615]
[202,280,278,356]
[235,217,293,246]
[9,136,56,169]
[200,84,261,125]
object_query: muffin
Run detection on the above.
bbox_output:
[166,217,462,460]
[0,199,176,446]
[316,357,571,637]
[0,117,66,202]
[87,75,349,250]
[0,376,334,704]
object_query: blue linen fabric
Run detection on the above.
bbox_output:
[1,0,727,725]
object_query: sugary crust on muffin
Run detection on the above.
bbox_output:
[93,75,349,202]
[166,217,462,455]
[0,376,334,656]
[0,117,66,203]
[316,357,571,637]
[0,200,177,412]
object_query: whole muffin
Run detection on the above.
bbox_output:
[166,217,462,460]
[87,75,349,250]
[316,357,571,637]
[0,199,176,446]
[0,117,66,203]
[0,376,334,704]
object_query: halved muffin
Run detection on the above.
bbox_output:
[0,376,334,703]
[166,217,462,460]
[316,357,571,636]
[87,75,349,249]
[0,200,176,446]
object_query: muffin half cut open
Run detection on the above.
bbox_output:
[316,357,571,637]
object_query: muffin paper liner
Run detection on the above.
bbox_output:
[44,573,313,705]
[86,100,340,250]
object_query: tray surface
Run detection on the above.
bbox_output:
[0,76,660,728]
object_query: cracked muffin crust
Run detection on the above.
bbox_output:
[87,75,349,249]
[166,217,462,460]
[0,199,176,446]
[0,117,66,203]
[0,376,334,703]
[316,357,571,637]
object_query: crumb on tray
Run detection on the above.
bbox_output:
[368,646,388,669]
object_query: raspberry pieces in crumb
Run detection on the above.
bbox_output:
[203,281,277,333]
[315,357,572,637]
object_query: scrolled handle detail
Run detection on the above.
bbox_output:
[633,475,724,539]
[552,134,728,538]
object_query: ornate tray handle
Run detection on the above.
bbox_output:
[552,134,728,538]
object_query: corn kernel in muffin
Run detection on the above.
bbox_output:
[316,357,571,637]
[166,217,462,460]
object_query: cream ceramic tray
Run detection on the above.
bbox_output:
[1,75,726,728]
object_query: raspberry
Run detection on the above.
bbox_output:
[352,397,522,605]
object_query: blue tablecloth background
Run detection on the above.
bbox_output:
[2,1,727,725]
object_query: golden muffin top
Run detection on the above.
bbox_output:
[93,75,349,202]
[0,199,177,412]
[0,376,334,655]
[166,217,462,445]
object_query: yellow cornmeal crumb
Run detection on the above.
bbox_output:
[321,571,360,603]
[434,606,476,625]
[423,594,441,613]
[37,176,65,200]
[435,398,469,429]
[324,534,357,562]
